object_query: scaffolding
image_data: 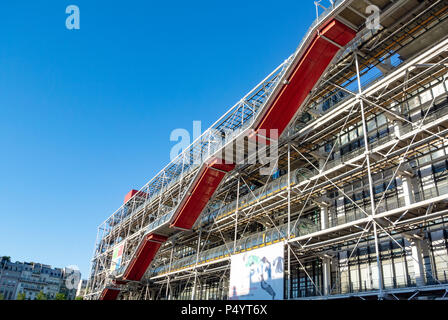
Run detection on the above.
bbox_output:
[86,0,448,300]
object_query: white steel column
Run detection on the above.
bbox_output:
[165,242,174,300]
[401,175,425,287]
[402,177,415,206]
[392,101,404,141]
[191,229,202,300]
[320,205,329,230]
[322,257,332,296]
[394,116,425,288]
[234,178,240,252]
[320,205,331,296]
[355,52,384,299]
[393,99,416,207]
[410,239,426,287]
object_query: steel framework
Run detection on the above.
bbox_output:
[86,0,448,300]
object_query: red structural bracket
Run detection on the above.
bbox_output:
[100,288,120,300]
[122,233,168,281]
[254,19,356,140]
[170,157,235,230]
[124,189,148,204]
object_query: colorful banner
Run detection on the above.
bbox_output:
[229,242,284,300]
[110,242,125,272]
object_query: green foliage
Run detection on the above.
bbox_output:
[16,292,26,300]
[55,293,66,300]
[0,293,4,300]
[75,296,83,300]
[35,291,47,300]
[0,256,11,267]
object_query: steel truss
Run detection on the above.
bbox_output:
[86,0,448,300]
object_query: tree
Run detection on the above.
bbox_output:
[0,256,11,267]
[35,291,47,300]
[75,296,83,300]
[16,292,26,300]
[55,293,66,300]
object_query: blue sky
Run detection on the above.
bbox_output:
[0,1,315,278]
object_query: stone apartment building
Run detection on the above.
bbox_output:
[0,256,78,300]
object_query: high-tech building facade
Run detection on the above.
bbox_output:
[86,0,448,300]
[0,257,78,300]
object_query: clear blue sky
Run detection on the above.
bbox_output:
[0,1,315,278]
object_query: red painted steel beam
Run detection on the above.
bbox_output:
[122,233,168,281]
[254,19,356,140]
[124,189,148,204]
[100,288,120,300]
[170,157,235,230]
[99,234,167,300]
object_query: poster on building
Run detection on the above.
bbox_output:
[110,242,125,272]
[228,242,284,300]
